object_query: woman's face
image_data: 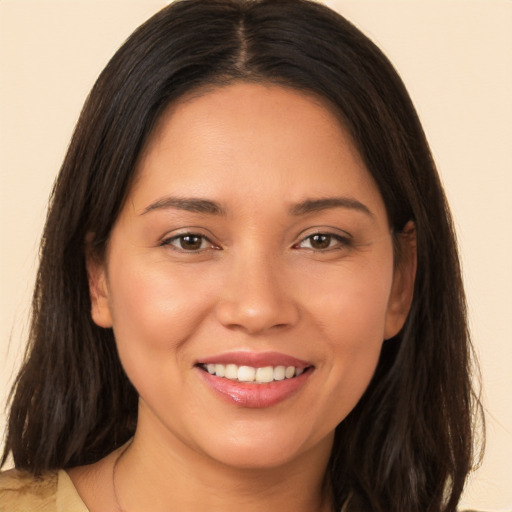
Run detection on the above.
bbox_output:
[89,83,414,470]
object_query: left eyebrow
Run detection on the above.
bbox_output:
[289,197,374,218]
[140,196,226,216]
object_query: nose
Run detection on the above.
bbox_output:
[214,252,300,335]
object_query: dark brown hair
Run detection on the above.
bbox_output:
[2,1,483,510]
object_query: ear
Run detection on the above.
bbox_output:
[384,221,417,340]
[86,245,113,328]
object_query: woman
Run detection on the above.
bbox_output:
[0,0,482,510]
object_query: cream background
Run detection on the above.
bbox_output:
[0,1,511,510]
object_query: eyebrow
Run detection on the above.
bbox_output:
[140,197,226,216]
[289,197,374,217]
[140,195,373,218]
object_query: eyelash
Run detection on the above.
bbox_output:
[161,233,219,252]
[161,231,352,253]
[293,232,352,252]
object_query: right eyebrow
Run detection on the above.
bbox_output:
[140,196,227,216]
[289,196,374,218]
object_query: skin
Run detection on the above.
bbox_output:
[70,83,416,512]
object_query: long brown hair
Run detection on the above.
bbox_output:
[2,1,483,510]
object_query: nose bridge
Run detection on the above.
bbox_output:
[214,243,299,334]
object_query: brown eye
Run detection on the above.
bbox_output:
[179,235,203,250]
[295,232,351,251]
[164,233,211,252]
[309,234,332,250]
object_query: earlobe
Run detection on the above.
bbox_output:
[86,251,113,328]
[384,221,417,340]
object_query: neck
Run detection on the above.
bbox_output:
[114,414,334,512]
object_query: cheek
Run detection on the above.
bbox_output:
[106,261,216,377]
[303,258,393,411]
[305,256,394,341]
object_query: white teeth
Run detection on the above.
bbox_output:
[214,364,225,378]
[225,364,238,380]
[202,363,307,383]
[273,365,286,381]
[255,366,274,383]
[237,365,256,382]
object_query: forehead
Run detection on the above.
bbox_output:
[144,82,354,157]
[130,82,385,221]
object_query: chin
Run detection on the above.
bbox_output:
[209,445,302,470]
[198,423,333,471]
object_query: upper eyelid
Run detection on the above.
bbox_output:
[294,226,353,241]
[294,232,351,249]
[160,232,219,253]
[164,233,211,242]
[160,227,217,243]
[162,232,211,241]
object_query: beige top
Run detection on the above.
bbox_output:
[0,468,485,512]
[0,468,88,512]
[0,469,350,511]
[0,468,347,511]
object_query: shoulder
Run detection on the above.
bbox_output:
[0,468,58,511]
[0,468,88,512]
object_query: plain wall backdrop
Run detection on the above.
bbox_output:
[0,1,511,510]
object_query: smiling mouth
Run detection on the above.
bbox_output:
[198,363,311,384]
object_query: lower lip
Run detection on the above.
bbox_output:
[198,368,312,408]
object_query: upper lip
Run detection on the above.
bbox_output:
[196,351,312,369]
